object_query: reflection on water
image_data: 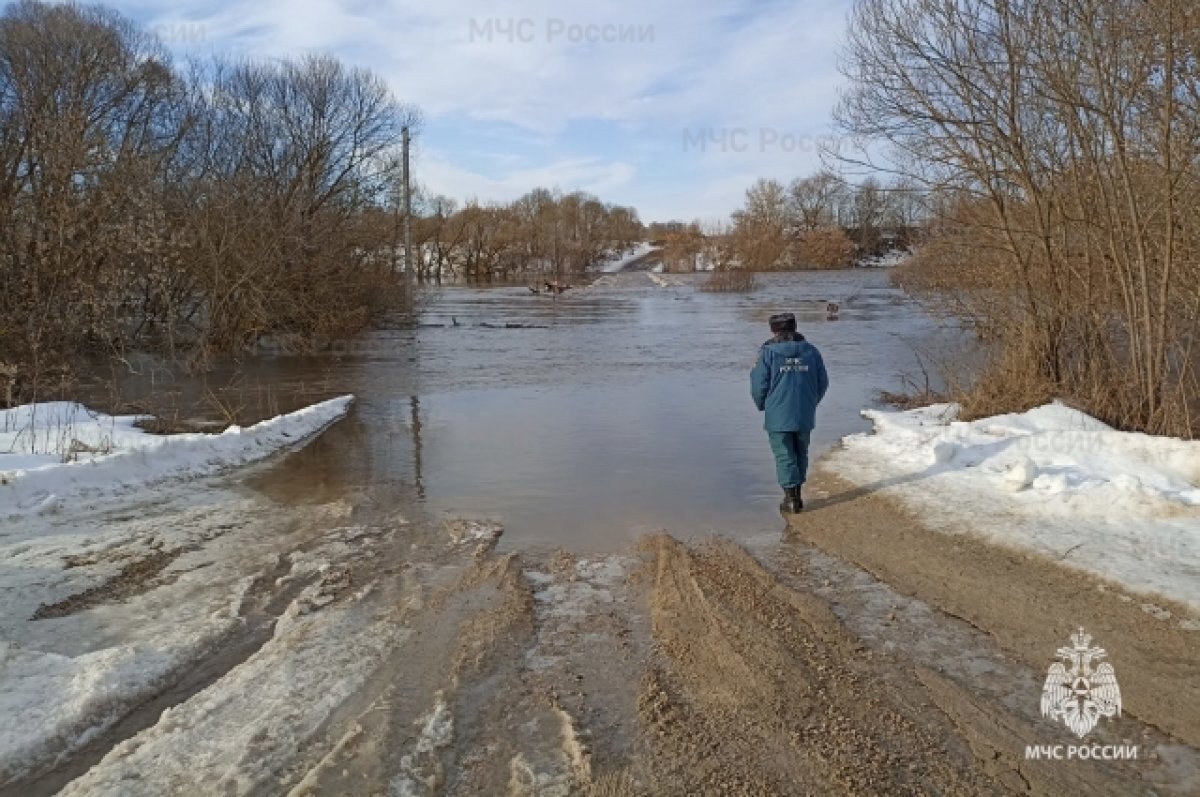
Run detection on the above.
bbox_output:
[233,270,957,550]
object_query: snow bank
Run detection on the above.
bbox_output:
[1,396,354,519]
[826,401,1200,612]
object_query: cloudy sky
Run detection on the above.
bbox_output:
[114,0,854,223]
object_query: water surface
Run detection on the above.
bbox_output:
[244,270,950,550]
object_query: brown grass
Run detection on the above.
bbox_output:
[699,269,757,293]
[894,235,1198,435]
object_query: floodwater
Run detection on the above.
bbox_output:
[234,269,954,550]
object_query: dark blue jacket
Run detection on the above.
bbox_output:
[751,334,828,431]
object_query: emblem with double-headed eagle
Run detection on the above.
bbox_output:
[1040,627,1122,738]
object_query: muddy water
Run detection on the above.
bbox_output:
[236,269,954,550]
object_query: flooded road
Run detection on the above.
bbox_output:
[19,269,1200,797]
[249,269,949,549]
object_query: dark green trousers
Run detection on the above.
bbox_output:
[767,430,811,488]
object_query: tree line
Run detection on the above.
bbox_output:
[405,188,643,282]
[0,1,644,405]
[654,173,926,274]
[0,0,421,400]
[839,0,1200,436]
[729,173,925,270]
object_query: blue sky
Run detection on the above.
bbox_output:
[117,0,854,222]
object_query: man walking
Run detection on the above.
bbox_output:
[751,313,828,514]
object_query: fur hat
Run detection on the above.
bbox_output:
[768,312,797,333]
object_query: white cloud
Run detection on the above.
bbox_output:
[417,150,637,205]
[138,0,853,219]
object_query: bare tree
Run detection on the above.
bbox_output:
[838,0,1200,435]
[732,178,790,269]
[0,1,652,399]
[417,187,644,282]
[0,0,181,394]
[662,222,705,273]
[787,171,844,232]
[850,177,886,254]
[0,2,425,398]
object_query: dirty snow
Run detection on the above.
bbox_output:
[524,555,632,672]
[388,692,455,797]
[58,586,410,797]
[527,556,628,620]
[0,397,357,787]
[826,401,1200,611]
[0,396,354,519]
[0,501,280,785]
[444,519,503,547]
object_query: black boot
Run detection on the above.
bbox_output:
[780,486,803,514]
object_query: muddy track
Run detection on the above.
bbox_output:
[281,523,1192,795]
[23,480,1200,795]
[31,548,186,620]
[631,534,1002,795]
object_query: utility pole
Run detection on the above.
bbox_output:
[402,126,414,287]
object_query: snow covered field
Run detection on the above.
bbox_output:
[0,397,356,787]
[825,402,1200,614]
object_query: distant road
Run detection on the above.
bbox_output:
[614,247,663,272]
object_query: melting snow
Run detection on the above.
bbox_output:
[0,397,356,787]
[389,693,455,797]
[1,396,354,519]
[826,401,1200,612]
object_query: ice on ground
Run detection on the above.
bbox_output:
[0,608,237,785]
[444,519,503,548]
[0,642,172,782]
[57,587,410,797]
[1,396,354,519]
[528,556,628,620]
[0,501,282,786]
[533,582,614,616]
[276,566,354,637]
[826,401,1200,611]
[389,692,455,797]
[0,397,356,787]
